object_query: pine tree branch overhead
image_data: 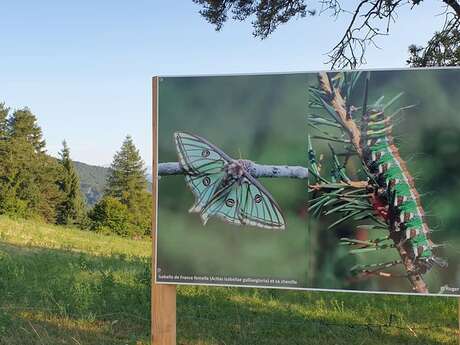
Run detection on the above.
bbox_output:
[193,0,460,68]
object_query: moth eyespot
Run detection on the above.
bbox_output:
[201,149,211,158]
[254,194,262,203]
[202,176,211,186]
[225,198,235,207]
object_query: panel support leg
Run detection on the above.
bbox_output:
[152,76,177,345]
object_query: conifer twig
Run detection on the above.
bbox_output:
[311,71,429,294]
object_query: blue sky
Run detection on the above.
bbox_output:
[0,1,447,166]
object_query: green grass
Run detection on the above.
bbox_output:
[0,216,151,344]
[178,286,458,344]
[0,216,458,344]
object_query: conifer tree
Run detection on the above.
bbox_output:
[57,140,86,225]
[0,106,63,221]
[102,135,151,236]
[0,103,14,214]
[106,135,147,204]
[8,108,46,153]
[0,103,9,170]
[0,103,8,139]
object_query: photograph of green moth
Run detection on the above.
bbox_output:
[156,68,460,295]
[174,131,286,230]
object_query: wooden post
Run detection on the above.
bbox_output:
[152,76,177,345]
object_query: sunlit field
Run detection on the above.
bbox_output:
[0,216,458,344]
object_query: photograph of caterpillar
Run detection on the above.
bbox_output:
[361,108,446,274]
[307,70,449,294]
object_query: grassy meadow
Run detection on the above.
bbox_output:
[0,216,151,344]
[0,215,459,344]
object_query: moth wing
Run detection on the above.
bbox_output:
[174,132,230,175]
[185,172,226,213]
[200,177,285,230]
[174,132,285,230]
[174,131,231,214]
[199,182,243,226]
[238,177,285,230]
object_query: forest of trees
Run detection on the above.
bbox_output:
[0,102,151,238]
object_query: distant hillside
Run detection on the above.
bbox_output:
[74,161,152,206]
[74,161,109,206]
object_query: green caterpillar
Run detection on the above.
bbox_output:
[361,108,446,273]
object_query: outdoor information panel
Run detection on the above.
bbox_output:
[155,68,460,296]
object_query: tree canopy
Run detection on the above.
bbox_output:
[408,14,460,67]
[8,108,46,153]
[0,106,63,221]
[193,0,460,68]
[0,102,151,238]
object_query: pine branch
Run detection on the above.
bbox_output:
[318,72,362,153]
[443,0,460,17]
[310,71,430,294]
[158,161,309,179]
[326,0,405,69]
